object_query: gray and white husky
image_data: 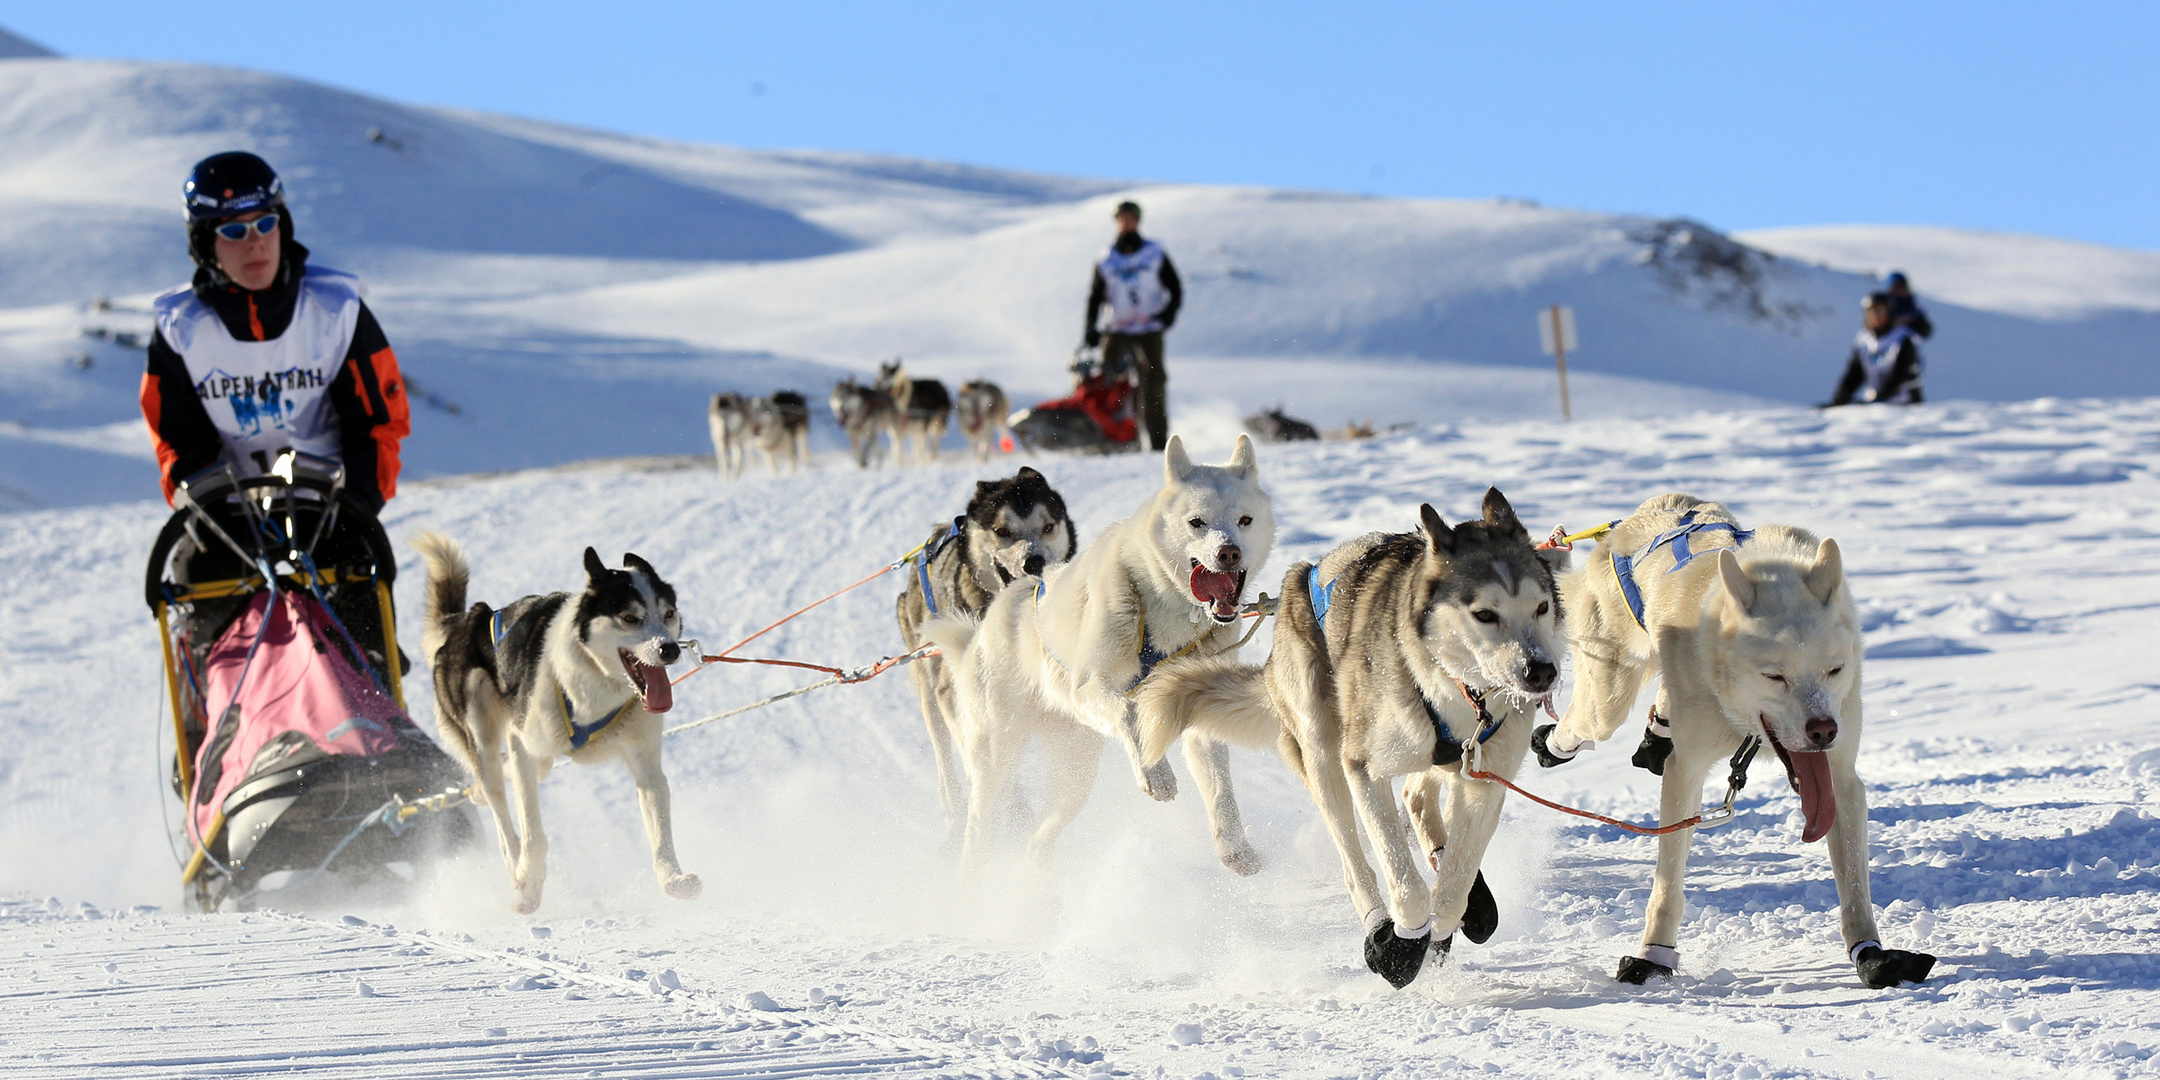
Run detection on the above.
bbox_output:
[708,391,750,480]
[1136,489,1564,987]
[919,436,1275,875]
[876,360,952,464]
[830,378,898,469]
[415,534,699,914]
[1536,493,1934,989]
[955,380,1010,463]
[748,391,811,475]
[894,467,1077,842]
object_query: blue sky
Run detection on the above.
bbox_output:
[14,2,2159,249]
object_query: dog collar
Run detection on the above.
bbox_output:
[1424,681,1504,767]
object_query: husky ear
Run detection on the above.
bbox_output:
[1017,466,1044,482]
[1163,435,1194,482]
[1717,548,1756,610]
[1420,503,1458,556]
[583,546,608,582]
[1226,433,1258,478]
[623,552,657,579]
[1481,487,1525,536]
[1806,537,1844,605]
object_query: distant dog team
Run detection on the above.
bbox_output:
[711,362,1005,474]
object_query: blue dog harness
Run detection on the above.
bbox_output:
[914,517,965,618]
[1302,564,1501,767]
[491,608,638,751]
[1610,511,1754,630]
[1032,578,1185,691]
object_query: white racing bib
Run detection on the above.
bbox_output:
[154,267,362,479]
[1098,240,1170,333]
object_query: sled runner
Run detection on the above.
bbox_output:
[1008,344,1143,454]
[146,451,476,912]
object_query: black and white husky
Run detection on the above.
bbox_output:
[415,534,699,914]
[894,467,1077,842]
[831,378,898,469]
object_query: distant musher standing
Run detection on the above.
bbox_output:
[1083,200,1182,451]
[1827,292,1923,406]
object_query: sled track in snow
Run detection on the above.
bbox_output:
[0,900,1089,1079]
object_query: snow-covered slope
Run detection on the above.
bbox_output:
[1739,224,2160,319]
[5,55,2160,518]
[3,400,2158,1077]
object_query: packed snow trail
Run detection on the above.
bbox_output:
[1,399,2157,1077]
[0,900,1091,1078]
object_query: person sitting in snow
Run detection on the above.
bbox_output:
[1883,271,1932,339]
[1827,292,1924,406]
[1083,200,1183,451]
[140,151,410,512]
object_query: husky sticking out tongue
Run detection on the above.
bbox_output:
[1772,742,1836,842]
[1189,563,1244,623]
[620,650,674,713]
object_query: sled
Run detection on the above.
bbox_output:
[1008,344,1144,454]
[145,451,476,912]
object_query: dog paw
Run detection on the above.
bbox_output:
[1854,945,1935,988]
[514,892,542,916]
[1615,955,1674,984]
[1140,762,1179,802]
[1219,845,1265,877]
[1531,724,1577,769]
[663,872,703,901]
[1459,871,1499,945]
[1363,920,1430,989]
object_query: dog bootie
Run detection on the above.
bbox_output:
[1853,943,1936,988]
[1363,919,1431,989]
[1531,724,1577,769]
[1631,713,1675,776]
[1430,932,1455,963]
[1461,871,1499,944]
[1616,945,1678,984]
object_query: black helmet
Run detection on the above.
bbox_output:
[183,152,300,281]
[184,151,284,222]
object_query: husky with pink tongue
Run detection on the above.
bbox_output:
[415,535,698,914]
[920,435,1275,877]
[1537,493,1933,989]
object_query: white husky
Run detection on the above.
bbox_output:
[919,435,1275,874]
[1537,493,1934,988]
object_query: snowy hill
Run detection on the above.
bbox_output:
[4,403,2157,1077]
[3,54,2160,514]
[1738,224,2160,320]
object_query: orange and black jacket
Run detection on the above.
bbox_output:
[140,240,409,510]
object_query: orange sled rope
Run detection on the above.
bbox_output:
[1458,688,1758,836]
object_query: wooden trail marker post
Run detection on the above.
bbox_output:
[1538,304,1578,420]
